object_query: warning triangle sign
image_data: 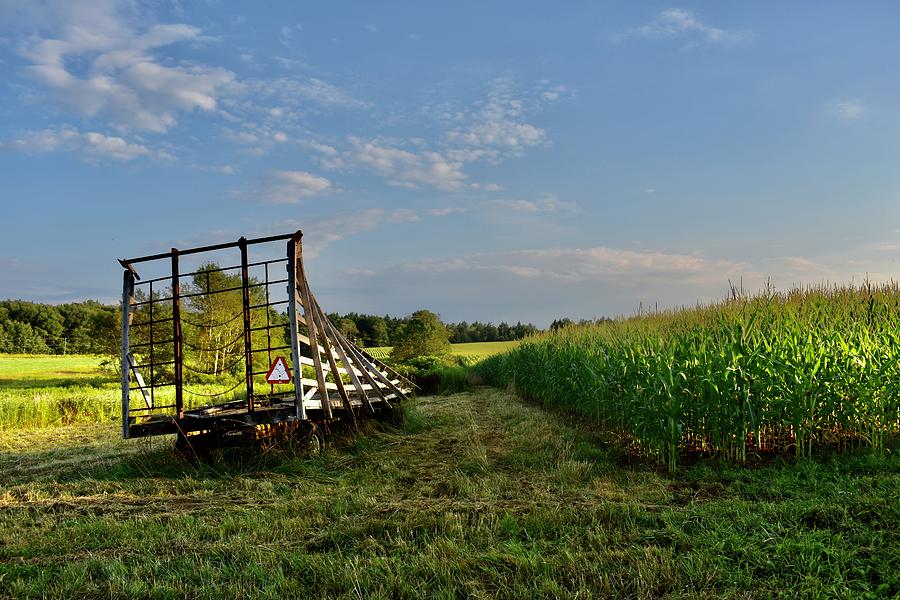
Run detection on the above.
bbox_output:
[265,356,292,384]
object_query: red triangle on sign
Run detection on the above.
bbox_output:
[265,356,293,384]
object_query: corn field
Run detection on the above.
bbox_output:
[475,283,900,472]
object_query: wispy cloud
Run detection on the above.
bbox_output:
[320,136,469,191]
[8,0,233,133]
[403,246,747,285]
[389,208,420,224]
[614,8,753,45]
[313,77,557,190]
[280,23,302,46]
[827,100,865,120]
[3,0,367,144]
[2,127,168,162]
[242,169,334,203]
[290,208,385,258]
[490,194,576,214]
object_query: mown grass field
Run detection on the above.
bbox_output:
[0,354,112,388]
[1,388,898,598]
[366,340,520,361]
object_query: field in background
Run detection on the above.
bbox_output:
[366,340,520,361]
[2,388,897,597]
[0,355,244,430]
[0,354,120,430]
[0,354,112,388]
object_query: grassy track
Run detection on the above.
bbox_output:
[1,388,898,598]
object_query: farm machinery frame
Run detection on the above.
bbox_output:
[118,230,411,450]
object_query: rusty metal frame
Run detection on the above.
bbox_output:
[119,230,412,442]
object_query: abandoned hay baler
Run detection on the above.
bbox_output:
[118,231,411,452]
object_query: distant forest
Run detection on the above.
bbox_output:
[324,312,540,348]
[0,300,543,354]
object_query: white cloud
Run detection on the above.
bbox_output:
[470,182,504,192]
[403,246,747,285]
[10,1,234,133]
[291,208,385,258]
[389,208,420,224]
[318,77,556,190]
[280,23,302,45]
[490,194,577,214]
[828,100,865,120]
[229,77,371,112]
[326,137,468,191]
[3,127,163,161]
[4,1,366,146]
[342,267,376,277]
[446,77,547,156]
[364,24,378,33]
[615,8,752,45]
[428,206,468,217]
[247,170,333,203]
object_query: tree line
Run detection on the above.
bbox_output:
[0,297,544,355]
[325,312,540,348]
[0,300,119,354]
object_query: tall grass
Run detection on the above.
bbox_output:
[0,381,247,430]
[476,283,900,472]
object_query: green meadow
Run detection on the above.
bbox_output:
[2,387,898,598]
[1,305,899,598]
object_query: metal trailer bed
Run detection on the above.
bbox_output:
[118,230,412,450]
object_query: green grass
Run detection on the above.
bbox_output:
[476,284,900,472]
[0,354,112,389]
[1,388,897,598]
[0,354,251,430]
[367,340,521,361]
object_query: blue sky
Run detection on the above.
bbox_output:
[1,1,898,325]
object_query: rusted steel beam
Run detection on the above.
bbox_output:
[171,248,184,420]
[121,268,134,438]
[239,237,255,412]
[287,231,306,420]
[122,232,296,265]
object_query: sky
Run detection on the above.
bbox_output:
[1,1,899,326]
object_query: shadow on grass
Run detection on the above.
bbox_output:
[0,376,117,390]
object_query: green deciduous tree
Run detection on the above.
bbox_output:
[391,310,451,361]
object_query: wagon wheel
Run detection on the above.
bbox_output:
[295,422,324,455]
[175,431,220,462]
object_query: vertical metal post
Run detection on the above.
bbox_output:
[287,232,306,420]
[121,269,134,438]
[148,280,154,409]
[265,262,273,396]
[171,249,184,420]
[239,237,255,412]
